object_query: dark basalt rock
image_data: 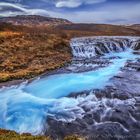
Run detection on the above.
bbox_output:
[45,53,140,140]
[124,59,140,72]
[87,122,129,140]
[134,42,140,50]
[46,117,87,140]
[102,106,138,129]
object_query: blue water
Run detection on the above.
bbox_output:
[0,49,138,134]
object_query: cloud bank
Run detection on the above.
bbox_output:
[55,0,106,8]
[0,0,140,24]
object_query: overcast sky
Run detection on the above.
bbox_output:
[0,0,140,24]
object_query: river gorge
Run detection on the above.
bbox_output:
[0,36,140,140]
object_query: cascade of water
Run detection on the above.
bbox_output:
[71,37,140,58]
[0,36,140,135]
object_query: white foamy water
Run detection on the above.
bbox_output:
[71,36,140,58]
[0,37,139,135]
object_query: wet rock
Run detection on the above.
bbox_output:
[46,64,140,140]
[44,37,140,139]
[133,51,140,55]
[46,117,87,140]
[87,122,129,140]
[102,106,138,129]
[134,42,140,50]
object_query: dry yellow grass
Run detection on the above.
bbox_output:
[0,31,71,82]
[0,129,85,140]
[0,22,140,83]
[0,31,21,37]
[0,129,50,140]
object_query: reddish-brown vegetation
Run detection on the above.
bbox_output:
[0,129,50,140]
[0,30,71,82]
[0,129,83,140]
[0,18,140,82]
[0,16,140,139]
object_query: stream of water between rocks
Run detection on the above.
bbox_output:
[0,36,140,139]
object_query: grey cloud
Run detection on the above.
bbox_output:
[47,2,140,24]
[55,0,106,8]
[0,0,140,24]
[0,2,49,17]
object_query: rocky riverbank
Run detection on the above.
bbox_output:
[42,37,140,140]
[45,54,140,140]
[0,31,72,83]
[0,19,140,83]
[0,20,140,140]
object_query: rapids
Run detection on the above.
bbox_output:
[0,36,139,135]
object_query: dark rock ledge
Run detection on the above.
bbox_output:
[45,57,140,140]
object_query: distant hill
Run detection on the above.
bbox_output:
[55,23,140,36]
[0,15,140,36]
[0,16,140,83]
[0,15,71,26]
[126,24,140,31]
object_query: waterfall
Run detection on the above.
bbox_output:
[71,36,140,58]
[0,36,140,135]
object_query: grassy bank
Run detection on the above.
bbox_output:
[0,129,50,140]
[0,23,140,83]
[0,22,140,139]
[0,129,84,140]
[0,28,72,82]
